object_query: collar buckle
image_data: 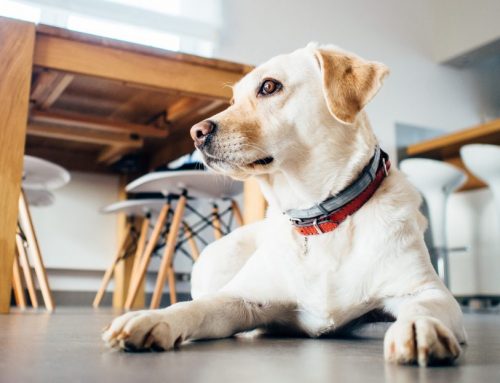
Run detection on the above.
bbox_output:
[382,157,389,177]
[290,217,305,225]
[312,218,324,234]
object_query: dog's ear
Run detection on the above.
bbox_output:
[314,48,389,124]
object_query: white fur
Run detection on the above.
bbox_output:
[103,44,465,367]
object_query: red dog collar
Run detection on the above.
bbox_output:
[287,147,390,236]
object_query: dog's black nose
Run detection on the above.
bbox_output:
[190,120,216,147]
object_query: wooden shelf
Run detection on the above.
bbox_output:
[406,119,500,191]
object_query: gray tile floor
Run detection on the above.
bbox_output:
[0,308,499,383]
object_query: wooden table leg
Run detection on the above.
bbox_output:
[128,217,149,299]
[18,191,55,312]
[112,178,145,310]
[150,195,186,309]
[12,251,26,310]
[212,204,223,240]
[16,229,39,308]
[93,223,132,308]
[230,200,244,227]
[243,178,267,225]
[125,203,170,310]
[0,18,35,314]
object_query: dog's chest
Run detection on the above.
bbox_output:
[289,234,378,335]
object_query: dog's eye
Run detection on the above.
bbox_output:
[258,79,282,96]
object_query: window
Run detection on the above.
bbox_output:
[0,0,40,22]
[67,15,181,52]
[0,0,220,57]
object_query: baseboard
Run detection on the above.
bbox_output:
[12,290,192,308]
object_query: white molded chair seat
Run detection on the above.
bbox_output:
[400,158,467,286]
[101,199,168,217]
[126,170,242,199]
[23,155,71,190]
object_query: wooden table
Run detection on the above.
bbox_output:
[406,119,500,191]
[0,17,255,313]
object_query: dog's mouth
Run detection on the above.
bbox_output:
[202,152,274,171]
[248,156,274,168]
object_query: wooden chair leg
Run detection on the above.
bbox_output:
[18,190,55,312]
[166,266,177,305]
[92,223,132,308]
[12,251,26,309]
[183,223,200,262]
[230,200,244,227]
[129,217,150,290]
[124,203,170,310]
[212,204,223,240]
[16,229,38,308]
[150,195,186,309]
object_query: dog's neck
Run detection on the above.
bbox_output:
[257,112,378,213]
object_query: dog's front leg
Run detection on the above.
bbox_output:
[383,286,466,367]
[103,294,292,351]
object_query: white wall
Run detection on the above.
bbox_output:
[30,172,120,291]
[433,0,500,63]
[216,0,483,157]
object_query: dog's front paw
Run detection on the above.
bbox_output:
[384,316,461,367]
[102,310,183,352]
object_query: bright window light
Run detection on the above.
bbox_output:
[67,14,180,51]
[105,0,180,16]
[0,0,41,23]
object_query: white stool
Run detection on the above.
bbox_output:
[14,156,71,312]
[461,144,500,220]
[93,199,166,308]
[124,170,243,309]
[400,158,467,287]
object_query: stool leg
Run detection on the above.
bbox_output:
[183,223,200,262]
[125,203,170,310]
[18,190,55,312]
[93,224,132,308]
[12,251,26,309]
[212,204,223,240]
[16,230,38,308]
[230,200,244,227]
[150,195,186,309]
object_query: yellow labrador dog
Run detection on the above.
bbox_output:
[103,43,465,367]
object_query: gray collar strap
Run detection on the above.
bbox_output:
[286,146,387,221]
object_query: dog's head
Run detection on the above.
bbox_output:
[191,43,389,180]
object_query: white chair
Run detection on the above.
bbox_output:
[22,155,71,190]
[14,156,71,312]
[124,170,243,309]
[460,144,500,220]
[93,199,166,308]
[400,158,467,286]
